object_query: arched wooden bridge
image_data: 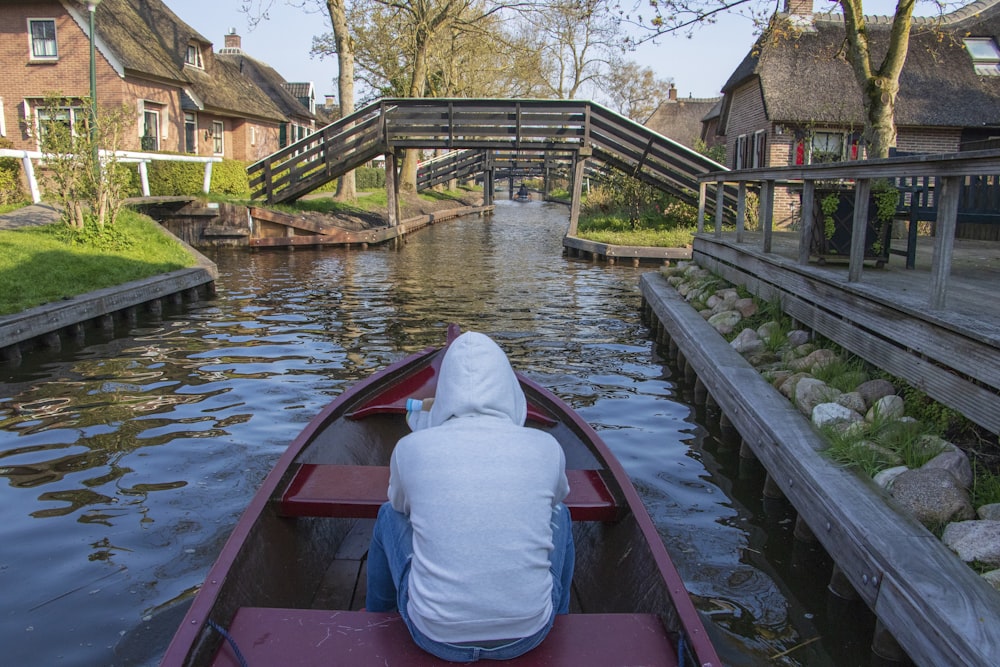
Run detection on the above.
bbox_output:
[247,98,732,233]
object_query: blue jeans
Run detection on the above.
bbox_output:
[366,502,575,662]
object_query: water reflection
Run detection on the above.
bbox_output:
[0,200,870,665]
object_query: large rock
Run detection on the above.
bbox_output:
[890,468,975,526]
[836,391,868,415]
[778,372,812,400]
[874,465,909,490]
[735,297,757,318]
[922,449,973,488]
[941,520,1000,567]
[788,348,838,372]
[731,328,763,355]
[979,504,1000,521]
[866,395,905,422]
[856,379,896,407]
[786,330,811,347]
[708,310,742,335]
[812,402,863,429]
[794,378,842,416]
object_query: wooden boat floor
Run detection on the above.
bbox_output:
[210,608,679,667]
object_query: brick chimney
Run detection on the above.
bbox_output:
[784,0,813,15]
[668,83,677,101]
[224,29,241,50]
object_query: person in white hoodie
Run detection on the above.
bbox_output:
[366,331,574,662]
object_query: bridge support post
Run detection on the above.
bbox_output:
[567,147,591,236]
[385,151,401,227]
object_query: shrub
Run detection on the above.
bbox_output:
[210,159,250,196]
[148,159,204,196]
[0,138,25,205]
[355,166,385,190]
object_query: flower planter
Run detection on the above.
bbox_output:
[811,186,896,267]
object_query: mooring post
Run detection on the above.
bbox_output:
[385,151,401,227]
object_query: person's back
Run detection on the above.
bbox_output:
[367,332,573,662]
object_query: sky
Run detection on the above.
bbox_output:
[162,0,940,102]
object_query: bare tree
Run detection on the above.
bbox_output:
[597,58,674,121]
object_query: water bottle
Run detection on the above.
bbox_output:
[405,397,434,431]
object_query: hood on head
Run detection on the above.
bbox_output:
[429,332,527,427]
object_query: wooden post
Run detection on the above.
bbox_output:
[385,151,401,227]
[138,161,150,196]
[848,178,872,282]
[760,179,775,253]
[929,175,960,309]
[697,181,707,234]
[714,180,725,237]
[566,148,590,237]
[799,179,815,265]
[734,182,747,242]
[202,161,213,194]
[21,152,40,203]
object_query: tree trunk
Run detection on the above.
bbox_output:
[327,0,357,201]
[839,0,915,159]
[399,29,432,193]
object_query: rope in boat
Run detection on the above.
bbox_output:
[208,618,249,667]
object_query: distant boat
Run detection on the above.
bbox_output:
[160,324,723,667]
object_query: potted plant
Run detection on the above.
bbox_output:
[811,180,898,266]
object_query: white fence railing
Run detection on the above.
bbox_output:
[0,149,222,204]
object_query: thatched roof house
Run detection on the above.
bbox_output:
[644,85,723,150]
[720,0,1000,171]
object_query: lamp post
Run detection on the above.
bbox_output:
[87,0,101,175]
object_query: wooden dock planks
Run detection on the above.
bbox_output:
[640,271,1000,667]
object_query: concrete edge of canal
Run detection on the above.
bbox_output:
[639,271,1000,667]
[0,225,217,365]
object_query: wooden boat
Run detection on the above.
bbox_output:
[160,325,722,666]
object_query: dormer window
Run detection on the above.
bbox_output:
[185,43,204,69]
[964,37,1000,76]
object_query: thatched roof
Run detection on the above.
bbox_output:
[645,96,722,148]
[91,0,286,122]
[723,0,1000,129]
[215,52,316,122]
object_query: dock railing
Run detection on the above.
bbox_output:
[697,148,1000,309]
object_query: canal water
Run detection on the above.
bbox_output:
[0,199,877,666]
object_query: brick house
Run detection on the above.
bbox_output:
[0,0,315,162]
[718,0,1000,225]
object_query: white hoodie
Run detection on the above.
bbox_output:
[388,332,569,643]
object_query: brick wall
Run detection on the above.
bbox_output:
[724,81,768,168]
[897,127,961,154]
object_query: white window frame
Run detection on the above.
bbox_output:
[33,103,87,148]
[212,120,224,155]
[964,37,1000,76]
[142,109,160,150]
[184,112,197,153]
[185,43,204,69]
[0,98,6,137]
[28,18,58,61]
[809,131,845,164]
[752,130,767,168]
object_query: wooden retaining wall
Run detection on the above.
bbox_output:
[640,271,1000,667]
[562,236,692,266]
[0,229,217,365]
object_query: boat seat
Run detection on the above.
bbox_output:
[210,608,678,667]
[278,465,622,522]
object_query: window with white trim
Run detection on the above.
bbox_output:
[212,120,224,154]
[964,37,1000,76]
[184,112,197,153]
[185,43,204,69]
[28,19,57,60]
[34,104,87,147]
[142,109,160,150]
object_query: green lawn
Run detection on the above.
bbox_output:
[0,209,196,316]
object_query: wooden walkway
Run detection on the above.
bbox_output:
[693,229,1000,434]
[640,272,1000,667]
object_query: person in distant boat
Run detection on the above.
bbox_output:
[517,183,529,199]
[366,331,573,662]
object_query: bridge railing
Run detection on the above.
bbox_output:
[247,98,733,213]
